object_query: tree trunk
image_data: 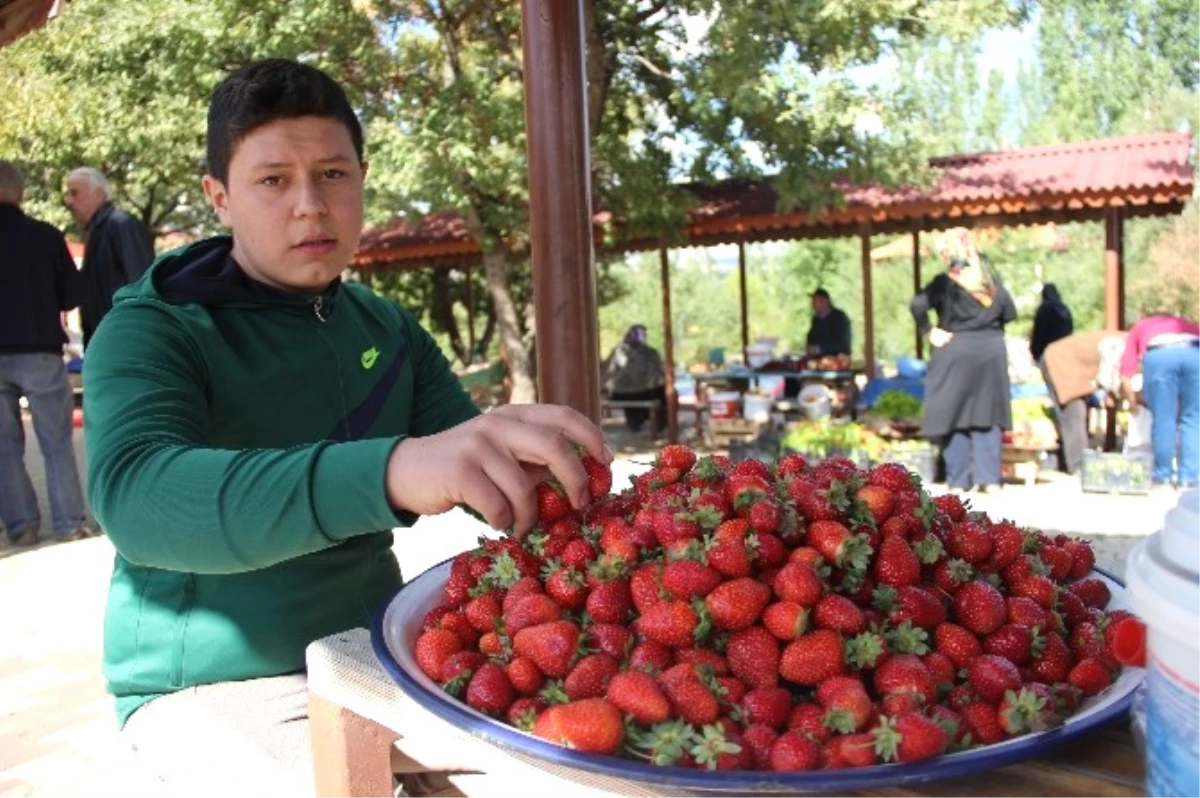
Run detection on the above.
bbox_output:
[431,269,468,364]
[481,248,537,403]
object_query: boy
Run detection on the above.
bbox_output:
[84,59,609,791]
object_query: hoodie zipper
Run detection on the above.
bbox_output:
[313,296,327,322]
[170,573,196,687]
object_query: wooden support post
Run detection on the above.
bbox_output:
[912,231,923,359]
[738,242,750,365]
[861,227,875,378]
[521,0,600,420]
[659,244,678,444]
[309,693,398,798]
[1104,207,1126,331]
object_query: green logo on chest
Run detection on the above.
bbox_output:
[361,347,381,369]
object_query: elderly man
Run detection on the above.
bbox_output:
[0,160,92,545]
[64,168,155,346]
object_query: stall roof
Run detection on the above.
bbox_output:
[355,132,1194,270]
[0,0,58,48]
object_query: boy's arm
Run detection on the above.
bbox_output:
[85,304,402,575]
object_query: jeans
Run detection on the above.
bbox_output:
[1142,344,1200,484]
[0,353,86,539]
[943,426,1002,489]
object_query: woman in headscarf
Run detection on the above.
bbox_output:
[1030,283,1074,363]
[602,324,667,434]
[911,254,1017,493]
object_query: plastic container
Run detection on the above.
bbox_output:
[746,344,774,369]
[798,384,832,420]
[708,391,740,420]
[743,393,773,423]
[1125,488,1199,798]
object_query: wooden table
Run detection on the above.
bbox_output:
[306,629,1145,798]
[690,368,863,441]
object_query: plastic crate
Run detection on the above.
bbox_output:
[1080,450,1153,495]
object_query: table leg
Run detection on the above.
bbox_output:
[309,693,399,798]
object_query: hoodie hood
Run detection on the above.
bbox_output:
[125,235,340,311]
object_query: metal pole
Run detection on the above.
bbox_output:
[659,244,678,443]
[520,0,600,420]
[861,227,875,378]
[912,231,923,359]
[738,242,749,364]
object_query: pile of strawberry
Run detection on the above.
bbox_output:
[412,446,1146,772]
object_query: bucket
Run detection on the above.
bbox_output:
[798,384,831,420]
[746,344,774,369]
[1125,488,1199,798]
[743,393,773,423]
[708,391,740,420]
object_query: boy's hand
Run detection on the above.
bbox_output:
[384,404,612,536]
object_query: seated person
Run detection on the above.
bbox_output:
[602,324,667,434]
[786,288,852,397]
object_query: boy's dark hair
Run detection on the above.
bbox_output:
[206,59,364,184]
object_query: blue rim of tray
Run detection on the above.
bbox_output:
[370,562,1136,794]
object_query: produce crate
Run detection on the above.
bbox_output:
[1001,446,1043,486]
[877,444,937,484]
[1081,450,1153,495]
[708,417,768,448]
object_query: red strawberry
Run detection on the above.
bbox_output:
[983,623,1034,665]
[780,629,847,686]
[706,578,772,631]
[807,520,872,570]
[1005,596,1050,631]
[823,732,879,769]
[1070,578,1112,610]
[776,452,810,479]
[657,443,697,472]
[1067,657,1113,697]
[934,622,983,670]
[947,520,993,564]
[584,623,632,661]
[762,601,811,641]
[1062,538,1097,579]
[536,480,573,524]
[605,670,671,725]
[532,698,625,755]
[691,724,754,771]
[959,701,1006,745]
[967,654,1022,705]
[1011,574,1058,610]
[769,730,823,771]
[415,628,464,681]
[727,626,781,689]
[675,647,729,677]
[1030,630,1072,683]
[874,535,922,587]
[986,522,1025,571]
[997,684,1064,736]
[465,662,515,717]
[729,457,773,481]
[812,593,866,635]
[890,584,947,630]
[585,577,633,625]
[439,650,488,688]
[773,561,824,607]
[856,484,896,524]
[933,493,968,522]
[931,558,974,596]
[953,580,1007,636]
[658,663,721,725]
[628,640,674,675]
[503,593,563,634]
[816,676,873,733]
[872,712,950,763]
[564,653,620,701]
[426,610,480,649]
[512,620,580,678]
[559,538,597,570]
[505,656,546,696]
[748,498,783,535]
[662,559,722,599]
[506,696,547,730]
[741,686,792,729]
[874,653,938,708]
[754,533,788,569]
[580,455,612,501]
[638,599,705,648]
[867,462,915,492]
[544,565,589,611]
[442,570,475,607]
[1039,545,1074,582]
[464,591,504,633]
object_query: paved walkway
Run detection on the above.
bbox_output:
[0,421,1181,796]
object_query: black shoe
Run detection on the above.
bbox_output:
[11,529,38,547]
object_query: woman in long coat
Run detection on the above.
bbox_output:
[911,257,1017,493]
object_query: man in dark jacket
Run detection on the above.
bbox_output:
[806,288,852,356]
[64,167,155,346]
[0,160,91,545]
[1030,283,1073,362]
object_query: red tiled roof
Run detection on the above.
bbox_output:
[355,132,1194,268]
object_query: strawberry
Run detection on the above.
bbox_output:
[775,452,809,479]
[559,538,597,570]
[932,558,974,595]
[706,535,755,579]
[812,593,866,635]
[742,724,780,770]
[872,712,949,763]
[867,462,915,492]
[983,623,1033,665]
[997,684,1064,736]
[579,455,612,501]
[675,647,729,676]
[506,696,547,731]
[874,535,922,587]
[658,663,721,725]
[536,480,573,525]
[439,650,488,690]
[598,520,638,562]
[985,522,1025,571]
[769,730,823,771]
[729,457,773,481]
[415,628,464,681]
[754,533,788,569]
[748,499,783,534]
[656,443,697,472]
[1067,657,1113,697]
[465,662,516,717]
[874,653,938,708]
[773,561,824,606]
[1038,545,1074,582]
[947,520,993,564]
[889,584,947,630]
[512,620,581,678]
[762,601,811,641]
[503,593,563,634]
[637,599,707,648]
[816,676,873,733]
[1011,574,1058,610]
[443,570,476,607]
[933,493,968,522]
[543,565,589,611]
[706,578,772,631]
[585,577,633,625]
[953,580,1007,636]
[425,610,479,649]
[564,653,620,701]
[604,670,671,725]
[1057,589,1090,626]
[934,622,983,670]
[1070,578,1112,610]
[584,623,632,661]
[464,591,504,633]
[967,654,1022,705]
[662,559,722,600]
[959,701,1006,745]
[1030,630,1072,683]
[823,732,879,769]
[727,626,781,689]
[787,479,841,521]
[856,484,895,525]
[1061,538,1097,579]
[532,697,625,755]
[628,640,674,675]
[780,629,847,686]
[505,656,547,696]
[725,473,772,511]
[690,724,753,771]
[922,650,957,692]
[1005,596,1050,631]
[807,520,872,570]
[741,686,792,729]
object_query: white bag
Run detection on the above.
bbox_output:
[1124,405,1153,455]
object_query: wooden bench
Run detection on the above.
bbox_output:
[599,398,660,434]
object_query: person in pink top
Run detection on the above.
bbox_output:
[1120,311,1200,487]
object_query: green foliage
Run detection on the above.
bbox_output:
[872,390,924,420]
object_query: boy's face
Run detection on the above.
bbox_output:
[202,116,366,294]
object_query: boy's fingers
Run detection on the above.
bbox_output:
[500,404,611,465]
[481,455,539,536]
[457,472,514,532]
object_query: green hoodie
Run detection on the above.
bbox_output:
[84,237,479,725]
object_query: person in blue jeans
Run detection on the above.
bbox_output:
[0,161,93,545]
[1120,312,1200,487]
